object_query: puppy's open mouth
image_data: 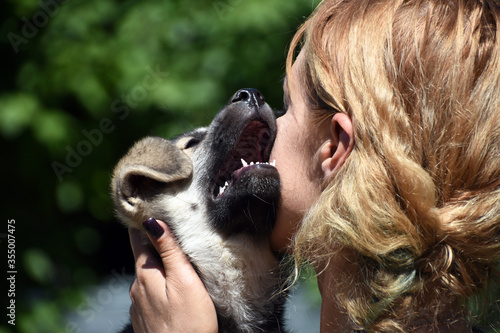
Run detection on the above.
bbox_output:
[212,120,276,200]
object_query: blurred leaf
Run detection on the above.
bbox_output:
[300,264,322,307]
[56,180,84,213]
[18,301,64,333]
[32,109,74,149]
[70,71,109,116]
[0,93,38,138]
[24,248,54,285]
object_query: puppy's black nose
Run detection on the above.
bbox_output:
[230,88,265,108]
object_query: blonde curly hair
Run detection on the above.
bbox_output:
[290,0,500,331]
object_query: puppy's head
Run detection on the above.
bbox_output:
[198,88,280,235]
[111,88,280,237]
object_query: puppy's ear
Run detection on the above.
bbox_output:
[111,136,193,225]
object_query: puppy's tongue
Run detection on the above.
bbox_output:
[231,159,277,180]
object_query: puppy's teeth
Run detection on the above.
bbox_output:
[219,186,225,195]
[241,158,248,167]
[271,159,276,166]
[250,162,254,165]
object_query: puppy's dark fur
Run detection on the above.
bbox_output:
[111,89,286,333]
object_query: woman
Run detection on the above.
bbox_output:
[128,0,500,331]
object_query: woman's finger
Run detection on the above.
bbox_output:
[141,218,198,284]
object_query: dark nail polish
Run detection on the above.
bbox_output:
[142,217,164,239]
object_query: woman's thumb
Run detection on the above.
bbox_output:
[142,217,194,280]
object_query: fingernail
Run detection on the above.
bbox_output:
[142,217,164,239]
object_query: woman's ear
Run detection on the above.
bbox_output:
[320,113,354,178]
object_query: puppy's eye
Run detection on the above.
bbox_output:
[184,138,201,149]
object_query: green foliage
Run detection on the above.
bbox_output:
[1,0,321,331]
[24,248,55,285]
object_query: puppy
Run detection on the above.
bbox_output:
[111,88,286,333]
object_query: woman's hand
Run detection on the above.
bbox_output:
[128,218,218,333]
